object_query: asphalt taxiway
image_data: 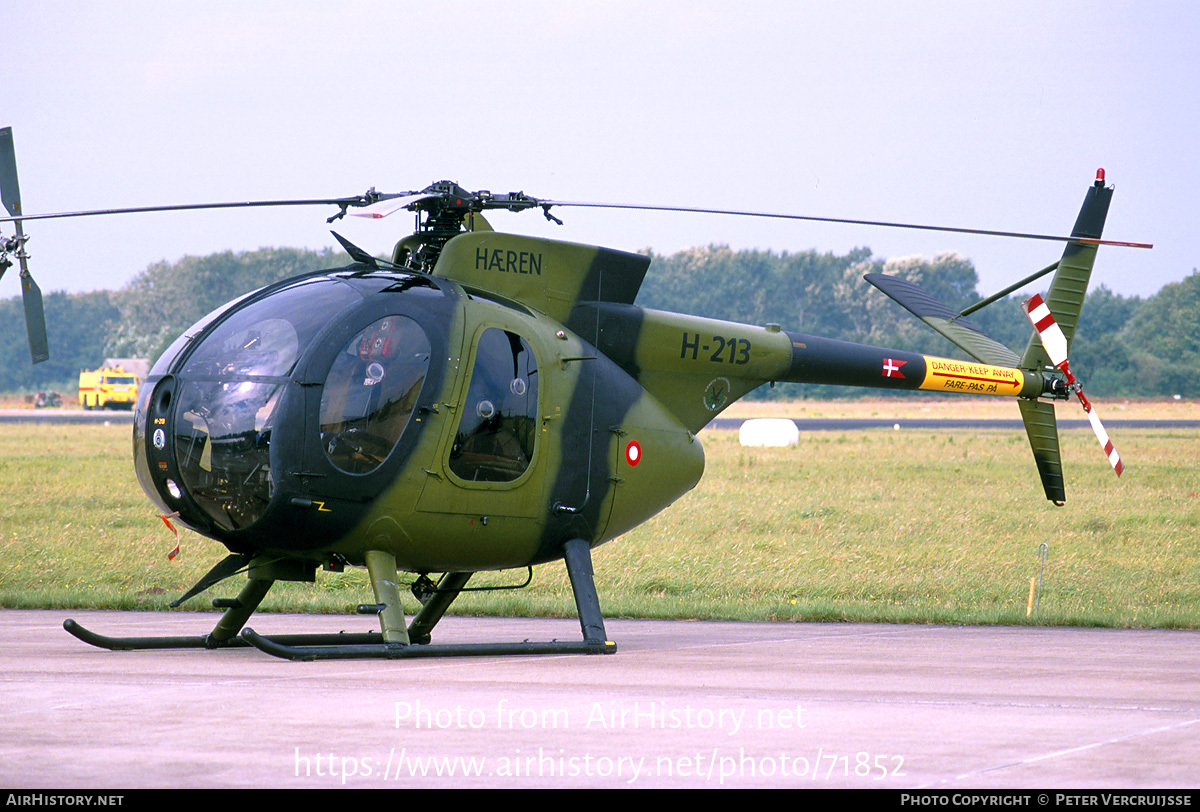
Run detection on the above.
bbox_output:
[2,610,1197,789]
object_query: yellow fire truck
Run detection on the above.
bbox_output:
[78,365,139,410]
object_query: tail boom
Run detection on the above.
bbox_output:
[781,332,1042,398]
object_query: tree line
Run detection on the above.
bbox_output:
[0,243,1196,398]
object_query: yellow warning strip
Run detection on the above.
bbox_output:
[919,357,1024,396]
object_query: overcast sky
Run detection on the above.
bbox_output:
[3,1,1196,303]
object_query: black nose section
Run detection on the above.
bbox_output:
[135,374,224,536]
[134,375,184,515]
[148,375,176,431]
[136,371,284,537]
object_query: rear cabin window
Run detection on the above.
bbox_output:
[449,328,539,483]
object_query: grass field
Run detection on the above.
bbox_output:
[1,398,1197,628]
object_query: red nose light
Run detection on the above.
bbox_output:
[1096,167,1106,183]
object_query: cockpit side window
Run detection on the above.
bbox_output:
[449,328,539,483]
[321,315,432,475]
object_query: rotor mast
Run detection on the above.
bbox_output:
[353,181,550,271]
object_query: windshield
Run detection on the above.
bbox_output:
[173,380,284,530]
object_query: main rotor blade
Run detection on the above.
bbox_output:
[0,196,370,223]
[0,127,21,217]
[540,200,1154,249]
[348,192,439,219]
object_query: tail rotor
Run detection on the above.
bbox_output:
[0,126,49,364]
[1023,293,1123,477]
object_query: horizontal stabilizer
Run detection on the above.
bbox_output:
[864,273,1019,368]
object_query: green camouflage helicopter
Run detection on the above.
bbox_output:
[0,127,1149,660]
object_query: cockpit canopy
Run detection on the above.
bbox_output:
[136,270,442,535]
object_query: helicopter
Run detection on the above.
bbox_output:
[0,126,1151,660]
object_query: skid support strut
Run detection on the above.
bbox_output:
[564,537,609,644]
[365,550,409,644]
[208,577,274,644]
[408,571,472,644]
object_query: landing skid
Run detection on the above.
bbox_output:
[63,538,617,660]
[240,629,613,661]
[62,619,381,651]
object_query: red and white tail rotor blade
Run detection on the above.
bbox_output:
[1023,293,1124,477]
[1023,294,1072,376]
[1082,398,1124,476]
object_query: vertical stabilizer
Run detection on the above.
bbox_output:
[1018,171,1113,371]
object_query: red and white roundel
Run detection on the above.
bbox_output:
[625,440,642,466]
